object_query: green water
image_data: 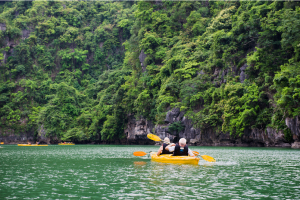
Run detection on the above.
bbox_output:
[0,145,299,199]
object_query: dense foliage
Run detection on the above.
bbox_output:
[0,1,299,142]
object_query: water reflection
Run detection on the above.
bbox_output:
[133,161,147,166]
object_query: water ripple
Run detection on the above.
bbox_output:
[0,145,299,199]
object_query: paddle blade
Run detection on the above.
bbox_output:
[133,151,147,156]
[192,151,199,156]
[201,155,216,162]
[147,134,162,142]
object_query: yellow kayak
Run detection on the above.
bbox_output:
[58,143,75,145]
[17,144,48,146]
[150,152,200,165]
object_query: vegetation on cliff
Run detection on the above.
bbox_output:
[0,1,299,142]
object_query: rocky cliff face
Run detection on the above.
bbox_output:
[1,108,298,147]
[285,116,300,141]
[139,50,147,72]
[125,114,155,144]
[21,27,33,39]
[0,128,34,144]
[285,116,300,148]
[1,24,31,65]
[37,125,51,144]
[126,108,297,148]
[0,125,52,144]
[0,23,6,31]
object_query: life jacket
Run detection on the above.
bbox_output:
[173,143,188,156]
[161,143,173,154]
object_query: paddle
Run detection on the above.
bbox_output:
[147,133,165,142]
[133,151,148,156]
[200,155,216,162]
[146,134,216,162]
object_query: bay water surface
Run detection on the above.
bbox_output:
[0,145,299,199]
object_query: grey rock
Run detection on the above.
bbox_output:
[123,107,297,147]
[279,143,292,148]
[155,124,176,142]
[200,129,236,146]
[190,138,199,144]
[291,142,300,149]
[240,71,246,83]
[239,63,248,83]
[155,0,163,6]
[151,108,293,147]
[182,117,196,140]
[22,29,32,39]
[285,116,300,138]
[37,125,50,144]
[0,23,6,31]
[266,127,286,144]
[213,68,220,76]
[125,114,155,144]
[240,63,248,71]
[0,128,34,144]
[139,50,147,71]
[197,70,205,76]
[99,42,104,48]
[240,127,290,147]
[165,108,180,124]
[1,36,11,65]
[221,68,228,83]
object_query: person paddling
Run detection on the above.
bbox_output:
[157,137,173,156]
[166,138,195,157]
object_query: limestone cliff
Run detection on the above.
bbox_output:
[0,125,51,144]
[126,108,297,148]
[0,128,34,144]
[125,114,155,144]
[1,108,298,147]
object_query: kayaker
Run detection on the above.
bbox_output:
[166,138,195,157]
[157,137,173,156]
